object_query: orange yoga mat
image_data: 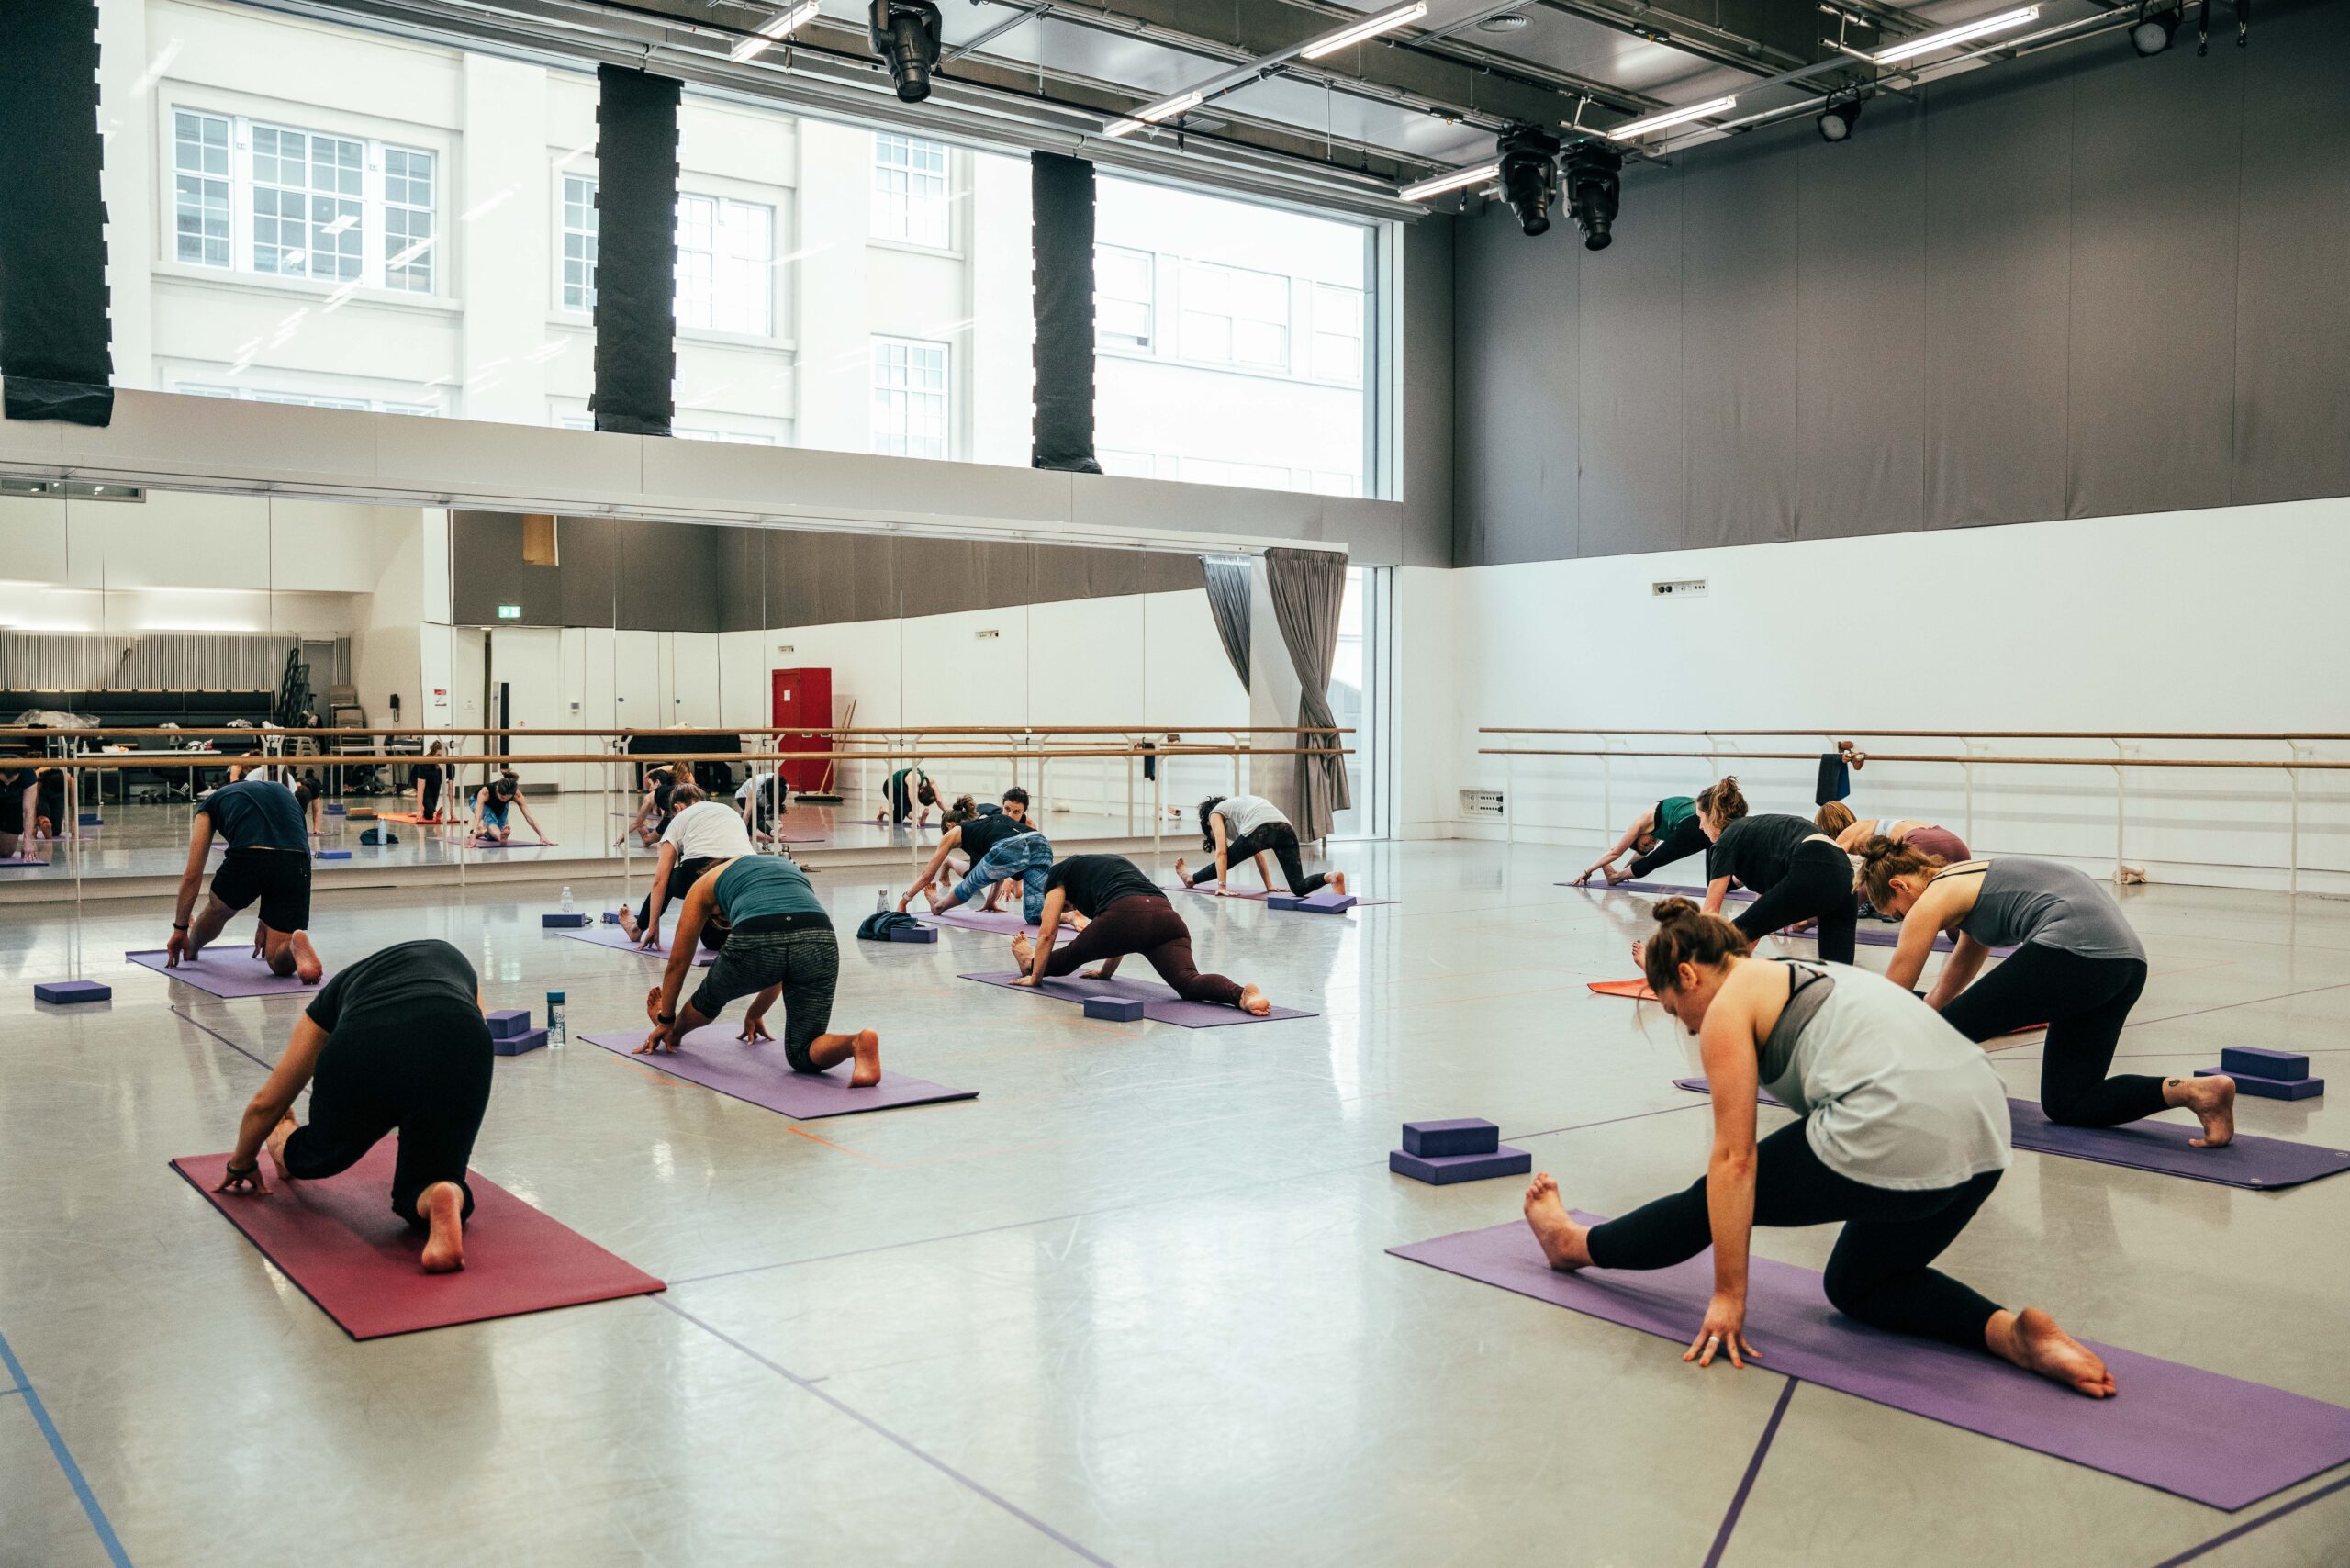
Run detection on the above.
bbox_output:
[1589,979,1656,1001]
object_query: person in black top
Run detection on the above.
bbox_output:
[168,776,323,981]
[0,765,43,862]
[410,741,449,822]
[210,939,493,1273]
[33,766,73,844]
[294,767,326,840]
[897,788,1044,916]
[473,767,554,846]
[620,764,679,848]
[1009,853,1270,1014]
[1678,777,1857,965]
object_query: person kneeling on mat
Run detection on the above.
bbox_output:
[410,742,449,823]
[473,767,554,846]
[638,855,881,1086]
[1011,853,1271,1015]
[0,764,44,863]
[167,774,323,983]
[1660,777,1860,966]
[1860,839,2234,1147]
[1522,899,2115,1398]
[619,782,754,949]
[210,938,492,1273]
[1177,793,1346,900]
[877,762,938,828]
[1814,801,1969,866]
[1575,794,1710,886]
[901,787,1053,923]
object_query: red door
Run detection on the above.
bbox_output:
[770,668,833,791]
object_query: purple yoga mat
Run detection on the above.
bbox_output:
[577,1028,975,1118]
[1391,1215,2350,1510]
[1565,879,1757,902]
[553,925,715,966]
[1175,882,1399,909]
[469,836,552,848]
[0,856,50,868]
[1671,1080,2350,1191]
[127,948,330,998]
[959,969,1315,1028]
[913,907,1076,942]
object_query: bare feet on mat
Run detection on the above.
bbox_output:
[849,1028,883,1088]
[618,906,641,940]
[1523,1173,1593,1272]
[926,888,950,915]
[1237,984,1272,1017]
[1328,871,1348,896]
[1010,934,1035,972]
[1173,857,1191,888]
[1989,1307,2113,1398]
[289,932,323,985]
[265,1113,298,1182]
[417,1182,466,1274]
[1629,939,1646,968]
[2168,1074,2237,1148]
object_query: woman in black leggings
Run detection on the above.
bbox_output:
[1178,793,1346,899]
[1524,899,2114,1396]
[1686,777,1856,964]
[1010,853,1271,1015]
[1863,841,2237,1145]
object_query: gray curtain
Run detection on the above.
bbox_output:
[1201,556,1251,689]
[1263,547,1350,841]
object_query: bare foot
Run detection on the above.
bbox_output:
[1328,870,1348,896]
[925,887,951,915]
[264,1113,298,1182]
[289,932,323,985]
[1010,934,1035,971]
[1174,857,1191,887]
[1990,1307,2114,1398]
[1522,1173,1592,1271]
[2168,1074,2236,1148]
[848,1028,882,1088]
[618,906,641,940]
[1237,984,1272,1017]
[417,1182,466,1274]
[895,892,912,913]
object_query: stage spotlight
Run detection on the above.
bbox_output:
[1817,95,1863,141]
[1562,140,1622,252]
[2131,1,2179,55]
[869,0,943,102]
[1495,124,1561,237]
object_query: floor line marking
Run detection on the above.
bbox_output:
[653,1296,1116,1567]
[1701,1376,1797,1568]
[0,1327,134,1568]
[2145,1466,2350,1567]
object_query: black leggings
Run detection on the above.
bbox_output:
[1189,823,1325,896]
[639,856,717,931]
[1589,1121,2006,1350]
[1736,840,1857,965]
[280,1006,494,1226]
[1046,893,1244,1008]
[420,778,442,819]
[1941,946,2160,1128]
[1628,814,1712,880]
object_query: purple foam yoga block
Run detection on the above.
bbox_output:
[34,980,111,1004]
[1389,1145,1533,1186]
[324,803,347,814]
[1083,996,1147,1022]
[888,924,939,944]
[493,1027,548,1058]
[2199,1068,2323,1102]
[1403,1118,1500,1159]
[603,910,622,924]
[2221,1047,2311,1081]
[485,1008,531,1040]
[1299,890,1358,913]
[1267,894,1302,910]
[542,911,593,927]
[317,849,352,860]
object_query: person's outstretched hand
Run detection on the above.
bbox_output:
[213,1161,269,1196]
[737,1016,773,1044]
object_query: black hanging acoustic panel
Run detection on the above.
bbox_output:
[0,1,116,425]
[591,65,681,437]
[1030,151,1102,474]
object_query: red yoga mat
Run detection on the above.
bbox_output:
[1589,979,1656,1001]
[172,1147,663,1339]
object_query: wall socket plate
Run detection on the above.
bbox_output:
[1652,578,1707,599]
[976,628,1001,640]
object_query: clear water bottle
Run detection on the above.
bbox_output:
[546,990,567,1049]
[875,887,888,913]
[561,885,574,913]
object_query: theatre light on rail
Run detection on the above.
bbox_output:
[1869,6,2038,64]
[729,2,820,62]
[1103,88,1206,138]
[1602,95,1738,141]
[1301,3,1428,59]
[1398,161,1501,202]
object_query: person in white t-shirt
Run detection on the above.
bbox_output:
[618,783,757,949]
[736,768,788,846]
[1175,793,1348,899]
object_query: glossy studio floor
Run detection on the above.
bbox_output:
[4,839,2347,1568]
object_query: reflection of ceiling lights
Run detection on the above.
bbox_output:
[1102,88,1205,138]
[1602,95,1737,140]
[1397,160,1501,202]
[1476,14,1530,33]
[730,3,821,62]
[1301,3,1427,60]
[1870,6,2039,64]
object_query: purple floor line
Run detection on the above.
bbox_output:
[1703,1377,1799,1568]
[2147,1469,2350,1568]
[654,1296,1117,1567]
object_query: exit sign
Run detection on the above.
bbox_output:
[497,605,521,620]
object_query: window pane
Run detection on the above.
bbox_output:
[562,174,599,313]
[871,337,948,459]
[383,146,435,293]
[873,131,949,247]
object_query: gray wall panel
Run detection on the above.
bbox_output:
[617,521,723,633]
[1576,162,1685,558]
[1451,193,1579,566]
[1680,139,1800,550]
[1400,216,1456,567]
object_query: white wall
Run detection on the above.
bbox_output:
[1436,498,2350,892]
[1394,565,1456,841]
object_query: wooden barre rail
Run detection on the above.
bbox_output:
[1479,747,2350,771]
[34,745,1355,771]
[1,723,1348,742]
[1480,728,2350,743]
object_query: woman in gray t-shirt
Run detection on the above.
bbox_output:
[1520,898,2115,1398]
[1863,843,2235,1148]
[1177,793,1348,900]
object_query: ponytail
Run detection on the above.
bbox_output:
[1855,834,1945,908]
[1696,775,1748,830]
[1640,897,1751,994]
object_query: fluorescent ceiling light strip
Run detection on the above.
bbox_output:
[730,1,821,62]
[1102,88,1205,138]
[1398,161,1500,202]
[1603,95,1739,140]
[1301,2,1429,60]
[1872,5,2038,63]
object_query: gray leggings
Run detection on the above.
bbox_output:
[688,924,839,1071]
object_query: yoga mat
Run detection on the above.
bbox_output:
[553,924,715,966]
[577,1027,976,1118]
[1671,1081,2350,1192]
[0,855,50,867]
[1175,882,1397,908]
[1564,879,1756,902]
[128,948,329,998]
[960,969,1316,1028]
[469,836,551,848]
[376,812,448,824]
[914,907,1077,941]
[1673,1075,1787,1107]
[173,1146,663,1339]
[1590,979,1656,1001]
[1391,1215,2350,1511]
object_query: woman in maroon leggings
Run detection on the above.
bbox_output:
[1009,853,1272,1015]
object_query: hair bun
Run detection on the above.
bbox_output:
[1856,834,1898,863]
[1651,896,1701,925]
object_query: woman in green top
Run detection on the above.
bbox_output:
[876,763,938,828]
[1576,795,1710,886]
[640,856,880,1085]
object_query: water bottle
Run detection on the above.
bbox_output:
[546,990,567,1049]
[875,888,888,913]
[561,885,574,913]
